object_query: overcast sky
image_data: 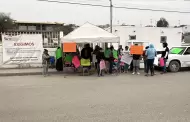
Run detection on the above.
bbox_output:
[0,0,190,26]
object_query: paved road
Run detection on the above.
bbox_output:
[0,72,190,122]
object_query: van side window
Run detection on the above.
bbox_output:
[184,47,190,55]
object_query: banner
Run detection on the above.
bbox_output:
[130,45,143,55]
[63,43,76,52]
[120,54,133,65]
[2,34,43,64]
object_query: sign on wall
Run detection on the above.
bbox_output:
[2,34,43,64]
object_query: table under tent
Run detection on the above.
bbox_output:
[61,22,120,75]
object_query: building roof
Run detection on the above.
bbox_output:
[15,21,64,25]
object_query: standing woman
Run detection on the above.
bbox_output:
[55,47,63,71]
[145,44,157,76]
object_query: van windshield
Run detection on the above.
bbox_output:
[169,47,186,55]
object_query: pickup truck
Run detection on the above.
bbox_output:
[158,46,190,72]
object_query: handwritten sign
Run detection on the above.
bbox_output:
[130,46,143,55]
[63,43,76,52]
[72,56,80,68]
[121,54,133,65]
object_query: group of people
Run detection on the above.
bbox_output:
[41,42,169,77]
[143,42,169,76]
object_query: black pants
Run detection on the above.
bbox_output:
[95,62,98,69]
[56,58,63,71]
[144,60,147,72]
[109,60,113,74]
[130,60,133,72]
[146,59,154,74]
[97,62,102,76]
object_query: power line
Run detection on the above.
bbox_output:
[38,0,190,13]
[38,0,109,7]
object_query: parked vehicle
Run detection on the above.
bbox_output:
[158,46,190,72]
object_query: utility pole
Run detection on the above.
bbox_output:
[109,0,113,33]
[107,0,113,47]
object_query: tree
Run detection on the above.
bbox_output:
[0,12,14,32]
[156,18,169,27]
[61,24,78,35]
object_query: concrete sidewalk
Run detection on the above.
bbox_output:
[0,68,58,76]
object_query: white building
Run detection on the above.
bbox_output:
[110,26,183,51]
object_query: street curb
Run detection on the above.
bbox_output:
[0,71,59,77]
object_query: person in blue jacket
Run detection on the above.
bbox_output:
[145,44,157,76]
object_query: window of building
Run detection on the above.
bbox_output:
[42,25,46,31]
[160,36,167,43]
[19,26,27,31]
[129,35,136,40]
[36,25,41,30]
[46,26,53,31]
[28,26,36,31]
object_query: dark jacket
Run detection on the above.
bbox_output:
[81,47,93,59]
[96,51,104,63]
[133,54,141,60]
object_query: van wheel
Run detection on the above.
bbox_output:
[169,61,180,72]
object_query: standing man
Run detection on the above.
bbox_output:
[161,43,169,74]
[143,46,149,73]
[55,47,63,71]
[42,49,50,77]
[132,44,141,75]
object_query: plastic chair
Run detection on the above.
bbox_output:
[81,58,91,76]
